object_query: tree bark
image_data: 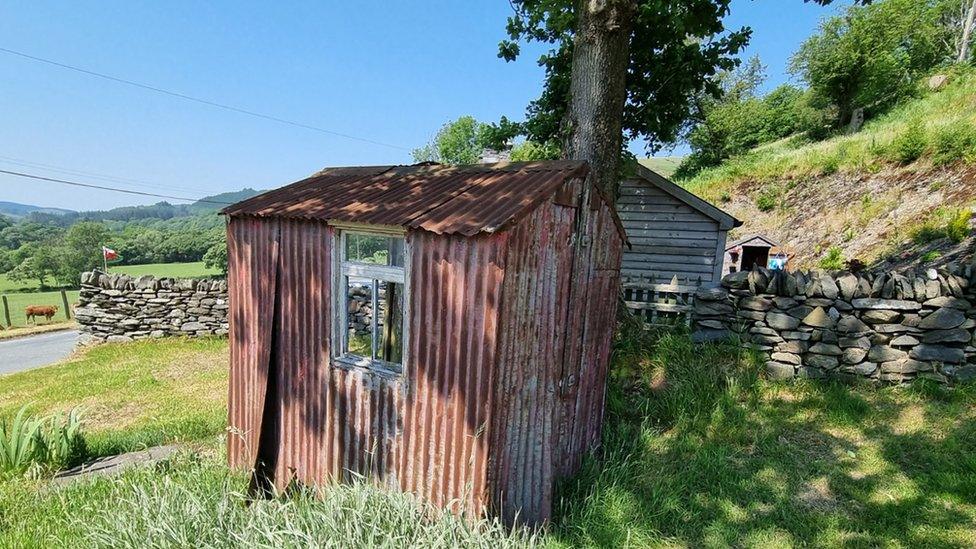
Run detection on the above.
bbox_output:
[959,0,976,63]
[563,0,636,204]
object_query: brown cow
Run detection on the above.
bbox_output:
[25,305,59,324]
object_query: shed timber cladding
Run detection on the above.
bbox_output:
[224,161,625,525]
[618,165,740,285]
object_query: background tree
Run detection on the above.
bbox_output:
[203,240,228,275]
[411,116,495,165]
[498,0,750,200]
[789,0,957,127]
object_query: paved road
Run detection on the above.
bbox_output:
[0,330,79,376]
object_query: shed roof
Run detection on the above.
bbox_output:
[223,160,624,237]
[633,164,742,230]
[726,234,780,250]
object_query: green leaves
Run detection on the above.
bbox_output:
[499,0,750,154]
[0,405,85,476]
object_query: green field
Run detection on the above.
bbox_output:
[0,261,220,295]
[638,156,684,178]
[1,289,78,328]
[111,261,221,279]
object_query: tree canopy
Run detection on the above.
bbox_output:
[496,0,751,157]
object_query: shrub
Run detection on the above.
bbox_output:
[819,246,845,270]
[921,250,942,262]
[932,122,976,166]
[755,188,779,212]
[889,122,928,164]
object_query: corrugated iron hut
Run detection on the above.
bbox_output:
[618,165,740,286]
[221,161,625,525]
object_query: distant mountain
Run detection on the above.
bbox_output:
[188,188,263,214]
[0,201,75,218]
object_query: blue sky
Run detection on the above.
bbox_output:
[0,1,848,211]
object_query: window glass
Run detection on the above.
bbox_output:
[345,233,404,267]
[345,277,373,358]
[378,281,404,364]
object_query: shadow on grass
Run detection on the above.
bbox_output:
[549,324,976,547]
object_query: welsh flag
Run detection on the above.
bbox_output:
[102,246,119,262]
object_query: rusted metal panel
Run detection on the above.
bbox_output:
[222,161,600,237]
[400,230,507,517]
[227,215,281,471]
[489,196,580,525]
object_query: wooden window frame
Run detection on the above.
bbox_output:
[330,223,409,378]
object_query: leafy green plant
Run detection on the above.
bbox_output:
[0,406,43,475]
[819,246,845,270]
[932,122,976,166]
[0,406,85,476]
[921,250,942,262]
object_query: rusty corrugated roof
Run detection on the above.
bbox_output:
[222,161,593,236]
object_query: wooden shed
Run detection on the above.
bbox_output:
[618,165,740,286]
[221,161,625,525]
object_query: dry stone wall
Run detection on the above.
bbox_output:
[75,271,228,344]
[692,264,976,385]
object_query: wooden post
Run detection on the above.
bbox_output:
[1,295,10,328]
[61,289,71,320]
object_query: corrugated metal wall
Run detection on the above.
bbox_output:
[400,230,508,516]
[227,182,622,525]
[488,180,623,525]
[227,215,280,472]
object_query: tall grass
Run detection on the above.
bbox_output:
[1,454,541,548]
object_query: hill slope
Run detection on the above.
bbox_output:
[0,201,74,218]
[683,70,976,271]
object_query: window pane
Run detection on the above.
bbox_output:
[345,233,404,266]
[378,281,404,364]
[345,276,373,358]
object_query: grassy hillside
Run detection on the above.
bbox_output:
[639,156,684,178]
[683,69,976,269]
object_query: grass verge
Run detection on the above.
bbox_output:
[0,337,228,458]
[0,321,76,340]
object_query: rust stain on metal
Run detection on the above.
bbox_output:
[226,161,624,525]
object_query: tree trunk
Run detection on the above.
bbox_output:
[960,0,976,63]
[563,0,636,203]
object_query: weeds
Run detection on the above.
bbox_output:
[818,246,845,270]
[911,207,973,244]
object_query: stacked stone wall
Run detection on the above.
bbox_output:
[75,271,228,344]
[692,264,976,385]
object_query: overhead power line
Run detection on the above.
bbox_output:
[0,154,216,195]
[0,168,235,205]
[0,46,411,152]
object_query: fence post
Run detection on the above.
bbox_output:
[1,295,10,328]
[61,289,71,320]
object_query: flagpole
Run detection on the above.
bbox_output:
[103,247,107,272]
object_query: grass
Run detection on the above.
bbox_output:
[684,68,976,202]
[0,337,227,458]
[1,327,975,546]
[638,156,684,179]
[111,261,221,279]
